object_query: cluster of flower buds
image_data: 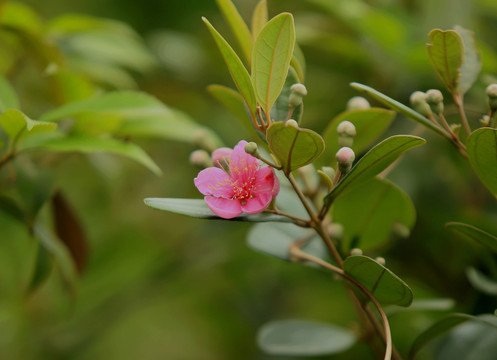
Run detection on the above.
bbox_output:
[410,89,444,116]
[289,83,307,108]
[425,89,444,114]
[409,91,431,117]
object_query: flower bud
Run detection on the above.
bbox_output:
[320,166,335,180]
[350,248,363,256]
[289,83,307,108]
[192,129,216,152]
[336,147,355,173]
[346,96,370,110]
[285,119,299,129]
[337,121,356,147]
[189,150,213,168]
[244,142,259,157]
[480,115,490,127]
[375,256,386,266]
[327,223,344,240]
[425,89,444,114]
[211,147,232,167]
[486,84,497,110]
[409,91,431,117]
[450,123,461,136]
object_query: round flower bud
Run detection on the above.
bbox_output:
[486,84,497,110]
[336,147,355,173]
[337,121,356,137]
[346,96,370,110]
[350,248,363,256]
[290,83,308,97]
[189,150,213,168]
[480,115,490,127]
[244,142,259,156]
[321,166,335,180]
[211,147,233,167]
[409,91,431,117]
[285,119,299,129]
[425,89,444,114]
[375,257,386,266]
[289,83,308,108]
[327,223,344,240]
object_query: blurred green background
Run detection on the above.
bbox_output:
[2,0,497,359]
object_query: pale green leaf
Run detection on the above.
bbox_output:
[251,0,267,40]
[215,0,253,65]
[454,25,481,95]
[426,29,463,94]
[324,135,425,205]
[144,198,291,223]
[320,108,395,167]
[202,17,257,118]
[332,178,415,251]
[0,109,57,140]
[207,84,249,126]
[251,13,295,116]
[344,255,413,306]
[467,127,497,196]
[266,121,325,173]
[386,298,455,317]
[257,319,356,356]
[446,221,497,254]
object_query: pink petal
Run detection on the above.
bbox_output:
[194,167,234,198]
[211,147,233,168]
[253,166,279,198]
[241,193,272,214]
[229,140,259,180]
[205,196,242,219]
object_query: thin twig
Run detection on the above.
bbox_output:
[453,93,471,135]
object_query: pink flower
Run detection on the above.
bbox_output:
[194,140,279,219]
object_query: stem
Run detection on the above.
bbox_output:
[453,93,471,135]
[264,208,310,227]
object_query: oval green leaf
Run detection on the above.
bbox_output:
[446,221,497,254]
[251,13,295,116]
[467,127,497,197]
[426,29,463,94]
[343,255,413,306]
[454,25,481,95]
[257,319,356,356]
[320,107,395,167]
[144,198,291,223]
[202,17,257,118]
[332,178,415,251]
[266,121,325,173]
[324,135,425,205]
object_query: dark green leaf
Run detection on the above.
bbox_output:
[466,267,497,295]
[332,178,415,251]
[251,13,295,115]
[270,67,303,123]
[257,319,356,356]
[426,29,463,94]
[27,243,53,293]
[454,26,481,95]
[467,128,497,196]
[0,75,19,112]
[321,108,395,166]
[0,195,27,224]
[343,255,413,306]
[324,135,425,205]
[266,121,325,173]
[446,221,497,254]
[144,198,291,223]
[350,82,448,137]
[202,17,257,119]
[291,43,306,82]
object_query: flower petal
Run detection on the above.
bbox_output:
[205,197,242,219]
[241,193,272,214]
[211,147,233,168]
[194,167,233,198]
[229,140,259,180]
[253,166,279,198]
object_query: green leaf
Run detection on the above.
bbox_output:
[0,109,57,140]
[266,121,325,173]
[215,0,253,65]
[291,43,306,82]
[320,108,395,167]
[446,221,497,254]
[386,298,455,317]
[0,75,19,112]
[251,13,295,115]
[466,267,497,295]
[426,29,463,94]
[332,178,415,251]
[324,135,425,205]
[23,133,162,175]
[27,243,53,293]
[251,0,267,40]
[202,17,257,118]
[270,67,303,123]
[343,255,413,306]
[247,222,327,261]
[257,319,356,356]
[350,82,448,138]
[144,198,292,223]
[467,127,497,196]
[408,314,497,360]
[454,26,481,95]
[207,84,250,126]
[0,195,27,224]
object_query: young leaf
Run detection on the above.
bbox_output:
[446,221,497,254]
[251,0,268,39]
[320,108,395,167]
[350,82,448,138]
[247,222,327,261]
[426,29,463,94]
[0,109,57,140]
[332,178,415,251]
[252,13,295,116]
[0,75,19,112]
[454,25,481,95]
[144,198,291,223]
[467,128,497,196]
[343,255,413,306]
[257,319,356,356]
[324,135,425,205]
[202,17,257,118]
[266,121,325,173]
[215,0,253,65]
